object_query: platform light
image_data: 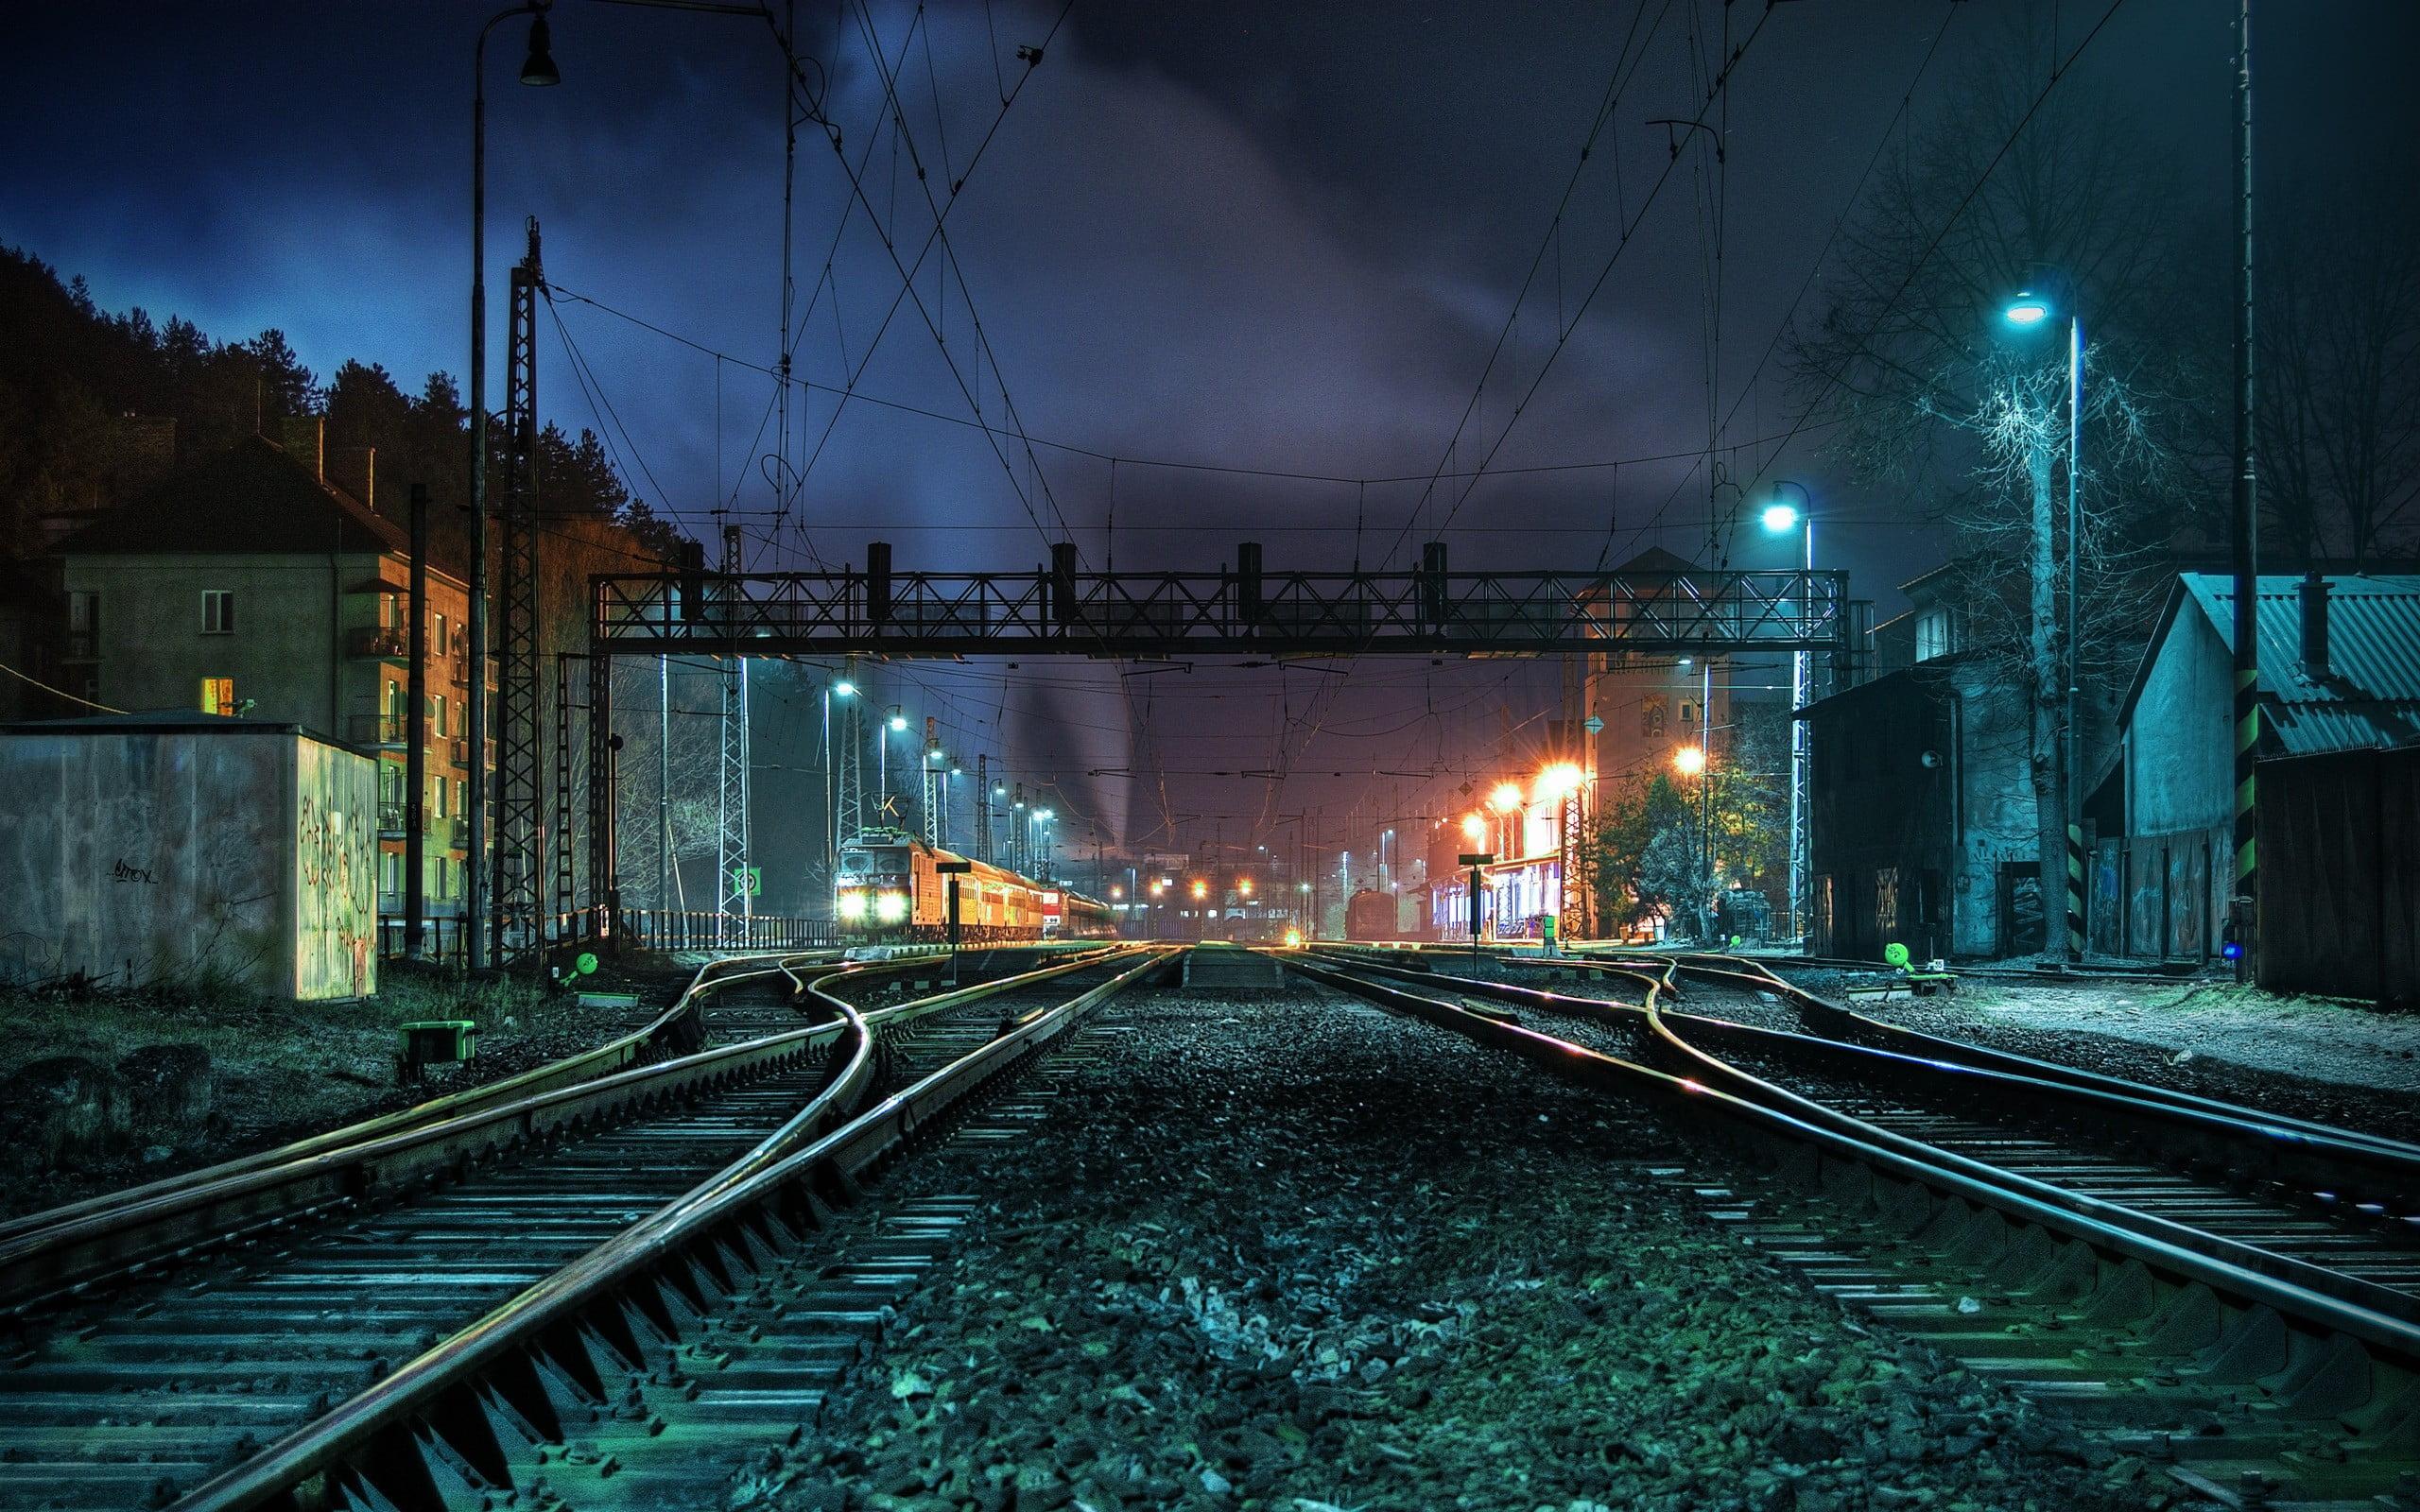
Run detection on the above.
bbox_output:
[1674,745,1707,776]
[1760,502,1802,534]
[1110,885,1123,900]
[1490,782,1524,812]
[1535,762,1583,801]
[1238,878,1253,897]
[1191,879,1208,901]
[1284,928,1304,948]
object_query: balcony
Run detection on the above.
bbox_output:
[351,713,407,747]
[448,737,469,767]
[448,657,469,688]
[348,626,409,661]
[377,802,407,836]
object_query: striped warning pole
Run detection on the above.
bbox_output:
[2228,0,2260,974]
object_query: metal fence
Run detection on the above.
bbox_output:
[622,911,848,952]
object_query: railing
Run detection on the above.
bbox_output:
[347,627,409,660]
[377,915,468,965]
[625,910,850,951]
[447,658,469,688]
[376,802,406,835]
[350,713,406,746]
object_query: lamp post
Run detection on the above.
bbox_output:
[1763,483,1814,949]
[2000,282,2085,963]
[467,0,559,971]
[879,707,906,825]
[1674,742,1710,940]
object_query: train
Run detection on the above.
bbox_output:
[1345,887,1413,942]
[834,828,1116,941]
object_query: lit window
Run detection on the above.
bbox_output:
[202,591,234,635]
[199,677,235,716]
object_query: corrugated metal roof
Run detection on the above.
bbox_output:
[2180,574,2420,753]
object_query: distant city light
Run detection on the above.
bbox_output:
[1238,878,1253,897]
[1191,879,1208,900]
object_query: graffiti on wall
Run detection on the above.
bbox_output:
[110,859,158,885]
[296,745,378,999]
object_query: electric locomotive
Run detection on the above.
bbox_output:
[835,828,1109,941]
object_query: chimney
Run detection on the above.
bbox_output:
[2299,571,2330,681]
[272,415,324,478]
[333,444,376,514]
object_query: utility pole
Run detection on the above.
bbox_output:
[494,217,543,966]
[2228,0,2261,976]
[975,753,993,862]
[406,484,429,959]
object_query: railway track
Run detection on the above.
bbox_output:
[1293,948,2420,1510]
[0,945,1161,1512]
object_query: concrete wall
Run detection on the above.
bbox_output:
[294,734,380,997]
[62,553,354,732]
[0,728,374,999]
[2125,610,2233,837]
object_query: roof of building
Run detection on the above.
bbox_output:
[0,709,356,747]
[2119,573,2420,753]
[55,434,408,558]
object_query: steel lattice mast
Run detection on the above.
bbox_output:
[714,522,752,945]
[493,216,544,964]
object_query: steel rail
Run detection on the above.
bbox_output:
[0,945,1130,1314]
[0,950,851,1252]
[1312,947,2420,1302]
[166,945,1175,1512]
[1284,954,2420,1368]
[1675,952,2420,1160]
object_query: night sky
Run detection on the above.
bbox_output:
[6,1,2412,861]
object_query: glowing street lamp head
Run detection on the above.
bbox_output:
[1760,502,1802,534]
[1110,885,1123,900]
[1490,782,1524,813]
[928,747,944,763]
[1673,745,1707,777]
[1461,813,1486,842]
[1150,881,1165,896]
[1536,762,1583,801]
[1238,878,1253,897]
[833,679,856,697]
[2002,291,2053,328]
[887,711,908,731]
[1037,809,1054,822]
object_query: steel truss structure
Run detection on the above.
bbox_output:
[592,541,1859,665]
[493,218,544,962]
[713,524,752,947]
[571,541,1866,948]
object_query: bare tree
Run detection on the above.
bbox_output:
[2261,183,2420,568]
[1787,8,2193,940]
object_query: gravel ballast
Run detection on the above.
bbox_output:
[746,980,2163,1512]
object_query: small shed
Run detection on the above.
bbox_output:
[0,712,378,1000]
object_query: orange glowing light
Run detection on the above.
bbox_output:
[1535,762,1583,801]
[1191,880,1209,901]
[1490,782,1524,812]
[1673,746,1707,776]
[1461,813,1486,841]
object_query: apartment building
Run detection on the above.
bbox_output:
[54,428,483,919]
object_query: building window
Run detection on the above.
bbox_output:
[199,677,235,716]
[1916,608,1955,662]
[434,693,450,738]
[434,612,450,656]
[202,590,234,635]
[378,593,402,630]
[379,850,401,897]
[66,592,99,658]
[1679,699,1696,726]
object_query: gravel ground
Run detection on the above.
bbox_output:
[745,982,2166,1512]
[0,954,698,1219]
[1771,968,2419,1141]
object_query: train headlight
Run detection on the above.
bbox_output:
[875,891,909,922]
[837,891,868,920]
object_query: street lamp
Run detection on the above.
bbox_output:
[1673,745,1706,777]
[1997,279,2085,963]
[1765,480,1815,949]
[466,0,562,970]
[821,679,856,891]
